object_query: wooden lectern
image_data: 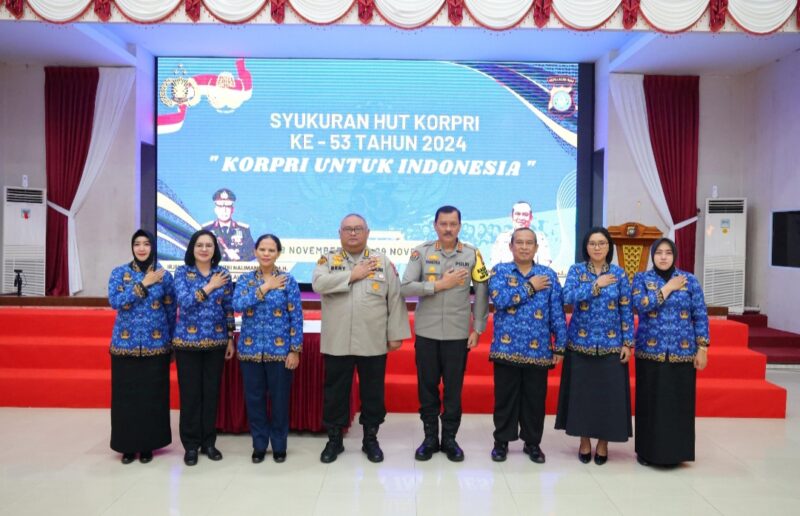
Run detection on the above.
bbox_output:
[607,222,664,283]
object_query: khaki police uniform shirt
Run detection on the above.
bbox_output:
[400,240,489,341]
[312,247,411,357]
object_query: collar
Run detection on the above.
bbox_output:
[130,261,154,273]
[255,268,279,280]
[512,261,535,278]
[587,262,610,275]
[434,240,463,253]
[343,247,370,261]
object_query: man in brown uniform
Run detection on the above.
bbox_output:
[312,214,410,463]
[401,206,490,461]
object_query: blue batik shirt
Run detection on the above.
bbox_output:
[489,262,567,367]
[563,262,635,356]
[173,265,235,350]
[108,262,176,356]
[632,269,710,363]
[233,269,304,362]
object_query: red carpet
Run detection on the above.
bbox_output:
[0,307,787,418]
[729,313,800,364]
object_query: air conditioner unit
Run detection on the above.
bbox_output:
[2,187,47,296]
[703,198,746,314]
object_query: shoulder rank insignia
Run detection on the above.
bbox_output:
[471,250,489,282]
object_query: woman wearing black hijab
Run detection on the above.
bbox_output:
[107,229,177,464]
[631,238,709,466]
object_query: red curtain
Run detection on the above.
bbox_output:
[643,75,699,272]
[45,67,99,296]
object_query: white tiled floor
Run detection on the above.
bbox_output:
[2,369,800,515]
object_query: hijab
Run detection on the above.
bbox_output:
[650,237,677,283]
[131,229,156,272]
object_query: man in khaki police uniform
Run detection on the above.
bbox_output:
[312,213,410,464]
[401,206,490,462]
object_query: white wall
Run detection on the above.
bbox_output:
[743,50,800,333]
[0,63,137,297]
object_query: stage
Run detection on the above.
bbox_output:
[0,305,787,420]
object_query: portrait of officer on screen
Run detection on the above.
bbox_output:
[202,188,255,262]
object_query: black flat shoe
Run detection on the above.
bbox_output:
[121,453,136,465]
[523,444,546,464]
[252,450,266,464]
[273,452,286,463]
[491,442,508,462]
[636,455,650,466]
[201,446,223,461]
[594,453,608,466]
[184,450,198,466]
[578,451,592,464]
[139,451,153,464]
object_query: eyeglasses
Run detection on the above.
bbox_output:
[340,226,366,235]
[587,242,609,248]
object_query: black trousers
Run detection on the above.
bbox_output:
[323,354,387,430]
[493,361,548,445]
[175,348,226,451]
[415,335,469,437]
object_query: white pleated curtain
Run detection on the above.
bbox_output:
[17,1,800,33]
[46,68,135,295]
[608,74,697,240]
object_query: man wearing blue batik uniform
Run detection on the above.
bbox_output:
[488,227,567,464]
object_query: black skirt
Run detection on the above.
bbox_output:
[110,354,172,454]
[555,350,632,442]
[635,359,696,465]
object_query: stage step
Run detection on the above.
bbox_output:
[383,375,787,418]
[729,313,769,328]
[0,307,787,418]
[748,327,800,364]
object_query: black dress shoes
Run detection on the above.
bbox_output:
[636,455,650,466]
[139,451,153,464]
[523,444,546,464]
[273,452,287,463]
[578,451,592,464]
[441,438,465,462]
[252,450,266,464]
[594,453,608,466]
[121,453,136,465]
[184,450,198,466]
[201,446,223,461]
[491,442,508,462]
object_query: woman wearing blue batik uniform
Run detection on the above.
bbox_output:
[488,228,567,464]
[108,229,176,465]
[632,238,709,466]
[173,229,235,466]
[555,227,633,465]
[233,234,303,464]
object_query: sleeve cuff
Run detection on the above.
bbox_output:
[424,281,436,296]
[591,283,601,297]
[194,288,208,303]
[255,286,266,301]
[656,290,665,305]
[524,283,536,297]
[133,282,148,298]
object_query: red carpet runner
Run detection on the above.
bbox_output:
[0,307,787,418]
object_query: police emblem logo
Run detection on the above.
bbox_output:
[410,250,420,261]
[159,65,201,108]
[317,256,328,265]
